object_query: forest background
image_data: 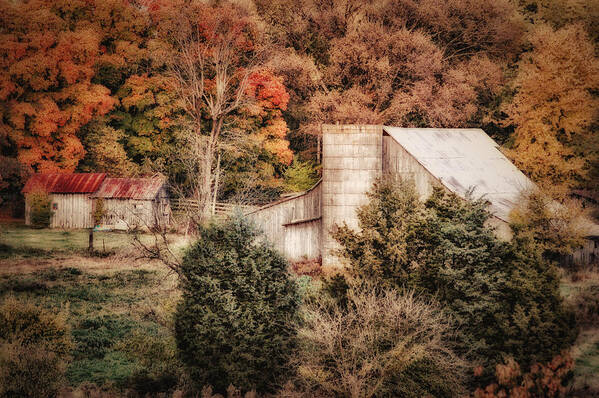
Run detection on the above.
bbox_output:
[1,0,598,212]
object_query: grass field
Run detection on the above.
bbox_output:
[0,267,178,387]
[0,222,183,396]
[561,269,599,396]
[0,222,159,255]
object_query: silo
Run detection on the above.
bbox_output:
[321,124,383,269]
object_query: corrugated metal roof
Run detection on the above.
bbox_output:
[383,127,535,222]
[92,177,166,200]
[22,173,107,194]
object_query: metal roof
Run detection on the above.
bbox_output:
[91,177,166,200]
[22,173,107,194]
[383,127,536,223]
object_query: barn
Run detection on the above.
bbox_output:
[248,124,599,268]
[91,177,170,230]
[22,173,107,229]
[22,173,170,230]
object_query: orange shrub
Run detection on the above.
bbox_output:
[474,353,574,398]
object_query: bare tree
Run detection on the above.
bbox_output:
[165,4,263,223]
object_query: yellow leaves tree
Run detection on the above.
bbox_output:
[503,23,599,191]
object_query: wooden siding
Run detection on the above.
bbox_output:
[24,193,93,228]
[322,125,383,268]
[98,187,170,230]
[564,238,599,267]
[382,134,440,198]
[248,182,322,262]
[51,194,93,228]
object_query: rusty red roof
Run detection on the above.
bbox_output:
[22,173,107,194]
[92,177,166,200]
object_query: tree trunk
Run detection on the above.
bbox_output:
[197,118,223,223]
[199,147,213,221]
[212,152,221,215]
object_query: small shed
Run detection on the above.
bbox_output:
[91,177,170,230]
[22,173,107,228]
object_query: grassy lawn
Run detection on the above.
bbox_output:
[561,269,599,396]
[572,329,599,395]
[0,222,183,394]
[0,222,148,254]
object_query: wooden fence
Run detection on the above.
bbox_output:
[170,199,257,217]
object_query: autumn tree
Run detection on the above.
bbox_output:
[503,23,599,192]
[219,69,293,203]
[514,0,599,43]
[148,1,264,220]
[0,0,116,174]
[256,0,524,160]
[78,119,138,176]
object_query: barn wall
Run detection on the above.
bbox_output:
[322,125,383,269]
[382,134,440,198]
[564,238,599,267]
[50,194,93,229]
[248,182,322,262]
[100,198,156,230]
[152,186,171,228]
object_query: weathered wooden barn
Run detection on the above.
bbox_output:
[249,124,599,268]
[91,177,170,230]
[22,173,170,230]
[23,173,106,228]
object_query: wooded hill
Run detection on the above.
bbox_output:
[1,0,598,211]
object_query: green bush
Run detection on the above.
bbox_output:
[93,198,106,226]
[0,295,72,354]
[72,315,135,359]
[283,157,320,192]
[27,190,53,228]
[174,216,300,394]
[332,177,577,377]
[117,329,183,396]
[0,296,72,398]
[509,189,588,262]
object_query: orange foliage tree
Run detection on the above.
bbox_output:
[150,0,293,215]
[0,0,116,173]
[219,69,293,203]
[256,0,525,158]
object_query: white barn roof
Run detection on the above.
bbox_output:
[383,127,535,222]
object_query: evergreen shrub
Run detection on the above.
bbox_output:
[174,216,300,393]
[332,177,577,377]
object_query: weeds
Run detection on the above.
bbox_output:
[72,316,136,359]
[0,265,176,391]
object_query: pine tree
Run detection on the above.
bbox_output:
[174,215,300,393]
